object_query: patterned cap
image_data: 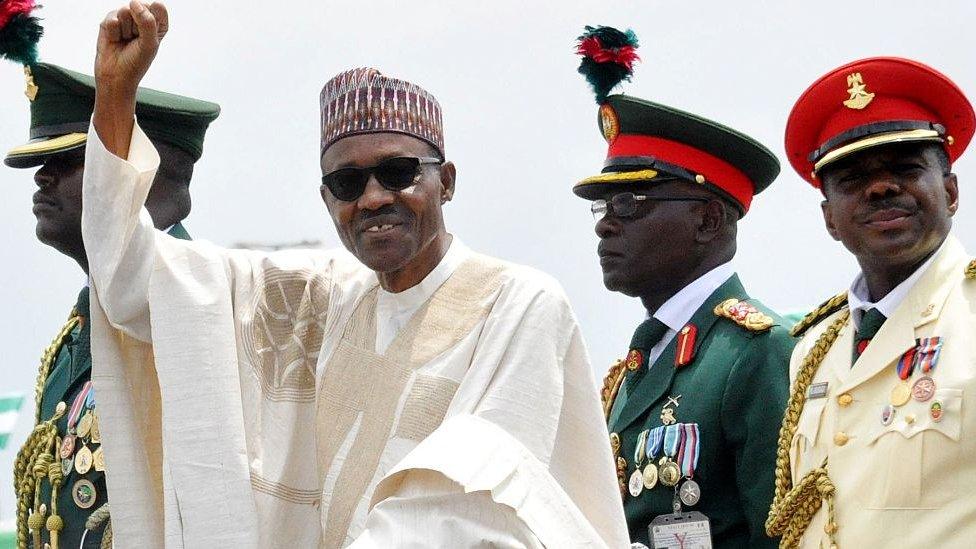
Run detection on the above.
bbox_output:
[320,68,444,157]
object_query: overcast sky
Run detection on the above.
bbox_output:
[1,0,974,519]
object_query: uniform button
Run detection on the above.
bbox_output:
[833,432,849,446]
[906,415,916,425]
[837,393,854,407]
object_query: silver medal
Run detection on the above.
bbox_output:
[678,479,701,507]
[629,469,644,497]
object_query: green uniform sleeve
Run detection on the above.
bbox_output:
[721,326,793,548]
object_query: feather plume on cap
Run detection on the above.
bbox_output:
[575,25,639,104]
[0,0,42,65]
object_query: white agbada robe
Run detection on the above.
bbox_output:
[81,124,628,548]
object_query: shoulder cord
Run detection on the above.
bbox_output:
[14,313,81,549]
[766,311,850,549]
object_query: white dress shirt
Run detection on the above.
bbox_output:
[644,261,736,366]
[847,237,946,329]
[375,236,470,354]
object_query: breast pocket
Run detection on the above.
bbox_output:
[790,397,827,481]
[865,387,963,509]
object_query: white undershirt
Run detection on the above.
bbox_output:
[644,261,735,367]
[847,237,946,329]
[375,236,469,354]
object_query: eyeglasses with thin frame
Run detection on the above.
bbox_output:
[321,156,443,202]
[591,192,710,221]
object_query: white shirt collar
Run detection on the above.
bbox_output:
[376,235,469,311]
[652,260,736,332]
[847,237,946,328]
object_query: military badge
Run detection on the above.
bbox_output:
[626,349,644,371]
[930,401,945,422]
[843,72,875,110]
[674,324,697,368]
[600,104,620,143]
[713,298,773,332]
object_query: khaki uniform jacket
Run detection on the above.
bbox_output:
[790,236,976,548]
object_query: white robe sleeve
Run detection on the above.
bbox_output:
[82,122,167,342]
[358,415,612,548]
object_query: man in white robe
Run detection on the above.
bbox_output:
[81,2,628,547]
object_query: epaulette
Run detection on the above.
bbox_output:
[600,359,627,420]
[714,298,774,332]
[790,291,849,338]
[965,259,976,280]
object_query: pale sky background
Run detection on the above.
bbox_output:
[0,0,974,520]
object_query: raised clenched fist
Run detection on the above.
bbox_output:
[95,1,169,96]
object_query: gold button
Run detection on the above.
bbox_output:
[837,393,853,407]
[906,415,916,425]
[834,432,849,446]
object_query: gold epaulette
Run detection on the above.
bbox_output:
[965,259,976,280]
[713,298,774,332]
[790,291,849,338]
[600,359,627,420]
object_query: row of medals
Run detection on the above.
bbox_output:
[58,403,103,510]
[884,374,943,424]
[626,404,700,508]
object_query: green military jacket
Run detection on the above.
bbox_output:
[28,223,190,548]
[607,275,794,548]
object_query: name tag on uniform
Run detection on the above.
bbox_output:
[806,382,829,400]
[649,511,712,549]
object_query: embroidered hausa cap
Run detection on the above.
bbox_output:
[571,25,779,215]
[785,57,975,188]
[320,67,445,158]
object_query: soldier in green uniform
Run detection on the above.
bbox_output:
[6,63,218,549]
[573,26,794,548]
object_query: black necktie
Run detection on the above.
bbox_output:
[853,307,886,361]
[625,317,669,394]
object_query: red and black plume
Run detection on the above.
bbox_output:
[576,25,639,104]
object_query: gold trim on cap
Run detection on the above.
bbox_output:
[813,129,943,173]
[576,169,659,187]
[5,133,87,159]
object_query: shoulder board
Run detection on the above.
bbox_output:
[965,259,976,280]
[713,298,774,332]
[600,359,627,420]
[790,291,849,338]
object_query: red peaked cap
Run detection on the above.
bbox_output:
[785,57,975,188]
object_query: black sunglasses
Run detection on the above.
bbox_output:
[321,156,443,202]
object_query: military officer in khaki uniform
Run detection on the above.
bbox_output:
[573,26,795,548]
[766,57,976,548]
[6,63,218,548]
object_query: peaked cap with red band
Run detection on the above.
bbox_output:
[573,94,781,214]
[785,57,975,187]
[571,26,779,213]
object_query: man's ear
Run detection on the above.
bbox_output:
[944,172,959,217]
[695,199,724,243]
[440,161,456,203]
[320,185,335,213]
[821,199,841,241]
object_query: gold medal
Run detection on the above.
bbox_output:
[74,445,93,475]
[642,463,658,489]
[890,380,912,407]
[93,446,105,472]
[659,459,681,487]
[72,479,97,509]
[77,411,94,439]
[90,412,101,444]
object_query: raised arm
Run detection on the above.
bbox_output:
[82,1,170,341]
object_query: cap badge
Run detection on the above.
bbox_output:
[843,72,874,110]
[23,66,38,102]
[600,103,620,143]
